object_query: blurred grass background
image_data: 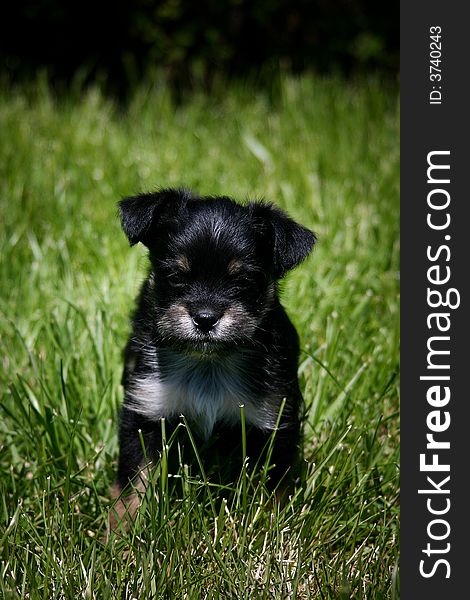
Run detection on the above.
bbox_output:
[0,73,399,598]
[2,2,398,95]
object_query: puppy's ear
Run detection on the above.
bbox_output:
[250,202,316,278]
[119,188,192,246]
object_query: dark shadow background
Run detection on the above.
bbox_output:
[1,0,398,95]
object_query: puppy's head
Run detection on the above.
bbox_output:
[119,188,315,354]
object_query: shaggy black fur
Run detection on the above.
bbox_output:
[115,188,316,496]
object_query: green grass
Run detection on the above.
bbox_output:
[0,74,399,599]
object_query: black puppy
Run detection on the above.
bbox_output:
[111,188,315,525]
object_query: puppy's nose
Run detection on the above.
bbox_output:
[191,310,220,333]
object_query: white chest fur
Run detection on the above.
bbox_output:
[126,349,278,438]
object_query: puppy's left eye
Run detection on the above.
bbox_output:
[227,260,262,282]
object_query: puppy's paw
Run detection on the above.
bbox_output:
[106,483,143,541]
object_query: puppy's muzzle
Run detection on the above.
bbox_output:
[191,309,221,333]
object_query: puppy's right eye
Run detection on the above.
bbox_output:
[166,271,187,288]
[158,256,191,287]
